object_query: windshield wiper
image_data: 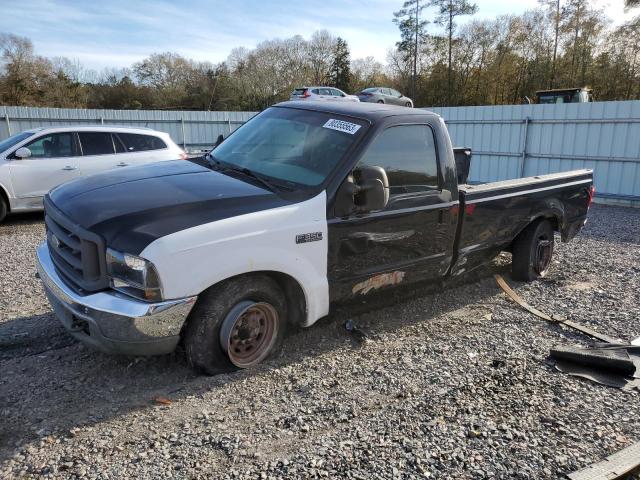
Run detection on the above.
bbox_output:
[209,159,278,193]
[233,167,280,193]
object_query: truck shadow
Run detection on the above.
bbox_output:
[0,262,510,463]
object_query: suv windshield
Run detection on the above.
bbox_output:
[211,107,367,188]
[0,131,33,153]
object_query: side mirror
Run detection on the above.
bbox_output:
[335,165,389,217]
[214,134,224,148]
[14,147,31,159]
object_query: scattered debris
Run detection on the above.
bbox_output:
[551,345,636,375]
[551,344,640,391]
[567,441,640,480]
[494,274,621,344]
[153,396,172,406]
[495,274,640,391]
[344,319,367,343]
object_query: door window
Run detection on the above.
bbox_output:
[331,89,345,97]
[319,88,332,96]
[112,133,127,153]
[116,133,167,152]
[390,89,401,97]
[79,132,115,156]
[381,88,391,96]
[357,125,439,195]
[21,133,75,158]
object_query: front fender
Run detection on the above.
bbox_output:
[140,191,329,326]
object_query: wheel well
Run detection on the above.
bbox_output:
[267,271,307,327]
[0,185,9,212]
[195,271,308,328]
[507,215,560,252]
[545,215,559,232]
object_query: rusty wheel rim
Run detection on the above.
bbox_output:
[220,301,278,368]
[534,234,552,276]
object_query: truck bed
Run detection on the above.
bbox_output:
[458,169,593,200]
[450,169,593,276]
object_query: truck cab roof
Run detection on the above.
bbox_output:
[275,100,440,124]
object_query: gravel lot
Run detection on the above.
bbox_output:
[1,205,639,479]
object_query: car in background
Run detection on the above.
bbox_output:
[0,125,186,222]
[357,87,413,107]
[535,87,593,104]
[290,86,360,102]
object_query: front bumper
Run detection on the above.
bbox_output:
[36,242,197,356]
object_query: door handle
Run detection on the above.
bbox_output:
[62,166,77,171]
[116,162,129,167]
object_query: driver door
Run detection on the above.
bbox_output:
[9,132,80,204]
[328,124,458,299]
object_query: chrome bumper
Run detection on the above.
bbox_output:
[36,242,197,356]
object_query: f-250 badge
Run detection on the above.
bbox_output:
[296,232,323,244]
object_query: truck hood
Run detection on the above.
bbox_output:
[48,160,290,254]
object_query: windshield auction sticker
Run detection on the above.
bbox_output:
[323,119,361,135]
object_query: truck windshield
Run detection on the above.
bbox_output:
[210,107,367,188]
[0,131,33,153]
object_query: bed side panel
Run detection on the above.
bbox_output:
[452,172,592,276]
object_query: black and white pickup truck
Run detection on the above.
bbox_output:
[36,101,594,373]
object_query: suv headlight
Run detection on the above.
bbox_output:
[106,248,163,302]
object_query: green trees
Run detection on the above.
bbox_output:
[0,6,639,111]
[393,0,430,100]
[0,34,57,106]
[430,0,478,104]
[330,38,351,92]
[390,0,638,106]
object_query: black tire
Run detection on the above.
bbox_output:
[183,274,287,375]
[405,102,412,107]
[511,219,555,282]
[0,197,6,223]
[377,99,384,104]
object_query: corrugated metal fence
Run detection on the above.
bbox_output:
[429,100,640,206]
[0,106,257,153]
[1,102,639,205]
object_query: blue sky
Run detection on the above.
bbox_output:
[1,0,634,71]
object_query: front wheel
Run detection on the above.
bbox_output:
[405,102,412,107]
[511,219,555,281]
[377,100,384,104]
[183,275,287,375]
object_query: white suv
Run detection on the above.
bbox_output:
[289,86,360,102]
[0,126,185,222]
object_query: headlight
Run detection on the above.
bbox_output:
[106,248,163,302]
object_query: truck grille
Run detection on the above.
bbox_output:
[44,197,108,293]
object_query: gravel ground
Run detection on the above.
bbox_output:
[1,205,639,479]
